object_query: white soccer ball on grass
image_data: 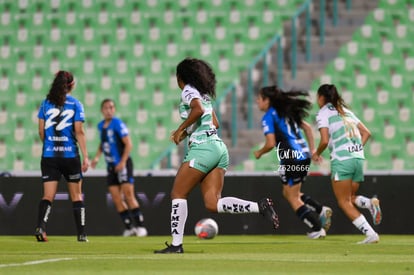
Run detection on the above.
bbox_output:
[194,218,219,239]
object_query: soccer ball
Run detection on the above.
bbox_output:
[194,218,219,239]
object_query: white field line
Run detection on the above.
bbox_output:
[0,258,73,268]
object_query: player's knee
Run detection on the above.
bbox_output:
[282,190,296,202]
[337,199,350,210]
[170,190,187,200]
[204,199,218,213]
[42,195,54,202]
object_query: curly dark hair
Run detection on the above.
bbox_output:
[259,85,311,126]
[176,58,216,99]
[47,70,74,107]
[317,84,348,115]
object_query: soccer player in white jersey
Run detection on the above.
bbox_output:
[154,58,279,254]
[312,84,382,244]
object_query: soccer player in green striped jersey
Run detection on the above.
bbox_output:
[312,84,382,244]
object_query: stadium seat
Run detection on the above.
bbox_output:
[303,1,412,172]
[10,0,403,172]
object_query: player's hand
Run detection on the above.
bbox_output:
[254,150,261,159]
[114,162,125,172]
[90,158,98,169]
[311,153,322,164]
[170,129,187,145]
[82,157,89,172]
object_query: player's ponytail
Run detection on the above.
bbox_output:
[47,71,75,107]
[317,84,347,115]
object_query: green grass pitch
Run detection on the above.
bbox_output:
[0,235,413,274]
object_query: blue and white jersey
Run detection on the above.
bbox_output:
[97,117,129,166]
[261,106,310,162]
[38,95,85,158]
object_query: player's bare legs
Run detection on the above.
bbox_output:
[282,183,303,211]
[332,179,379,243]
[41,181,58,202]
[200,167,225,212]
[332,179,360,220]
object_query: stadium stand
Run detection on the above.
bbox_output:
[0,0,411,173]
[311,2,410,171]
[237,0,412,172]
[0,0,308,172]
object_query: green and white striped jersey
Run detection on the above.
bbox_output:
[316,103,365,161]
[179,84,220,145]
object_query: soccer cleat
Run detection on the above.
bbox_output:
[357,233,379,244]
[307,228,326,239]
[319,206,333,232]
[35,227,48,242]
[77,234,89,242]
[154,242,184,254]
[369,197,382,225]
[123,228,137,237]
[258,198,280,229]
[135,226,148,237]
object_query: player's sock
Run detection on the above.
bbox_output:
[171,199,187,246]
[352,214,376,236]
[300,194,323,214]
[296,204,322,231]
[217,197,259,213]
[354,195,371,209]
[72,201,86,236]
[119,210,133,229]
[37,199,52,229]
[130,207,144,227]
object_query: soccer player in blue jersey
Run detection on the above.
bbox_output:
[35,71,89,242]
[91,99,147,237]
[254,85,332,239]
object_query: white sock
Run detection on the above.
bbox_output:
[171,199,187,246]
[354,195,371,209]
[352,214,376,236]
[217,197,259,214]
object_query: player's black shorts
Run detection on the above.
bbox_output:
[41,157,82,183]
[278,158,311,186]
[106,158,134,186]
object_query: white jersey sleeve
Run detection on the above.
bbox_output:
[316,105,330,129]
[181,85,202,106]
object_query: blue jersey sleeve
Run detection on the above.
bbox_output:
[99,118,129,166]
[73,98,85,123]
[261,108,276,135]
[115,118,129,138]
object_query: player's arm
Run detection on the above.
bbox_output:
[312,127,329,163]
[38,118,45,142]
[172,98,204,145]
[212,110,220,129]
[357,121,371,146]
[115,135,132,172]
[91,145,102,169]
[74,121,89,172]
[254,133,276,159]
[301,121,315,154]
